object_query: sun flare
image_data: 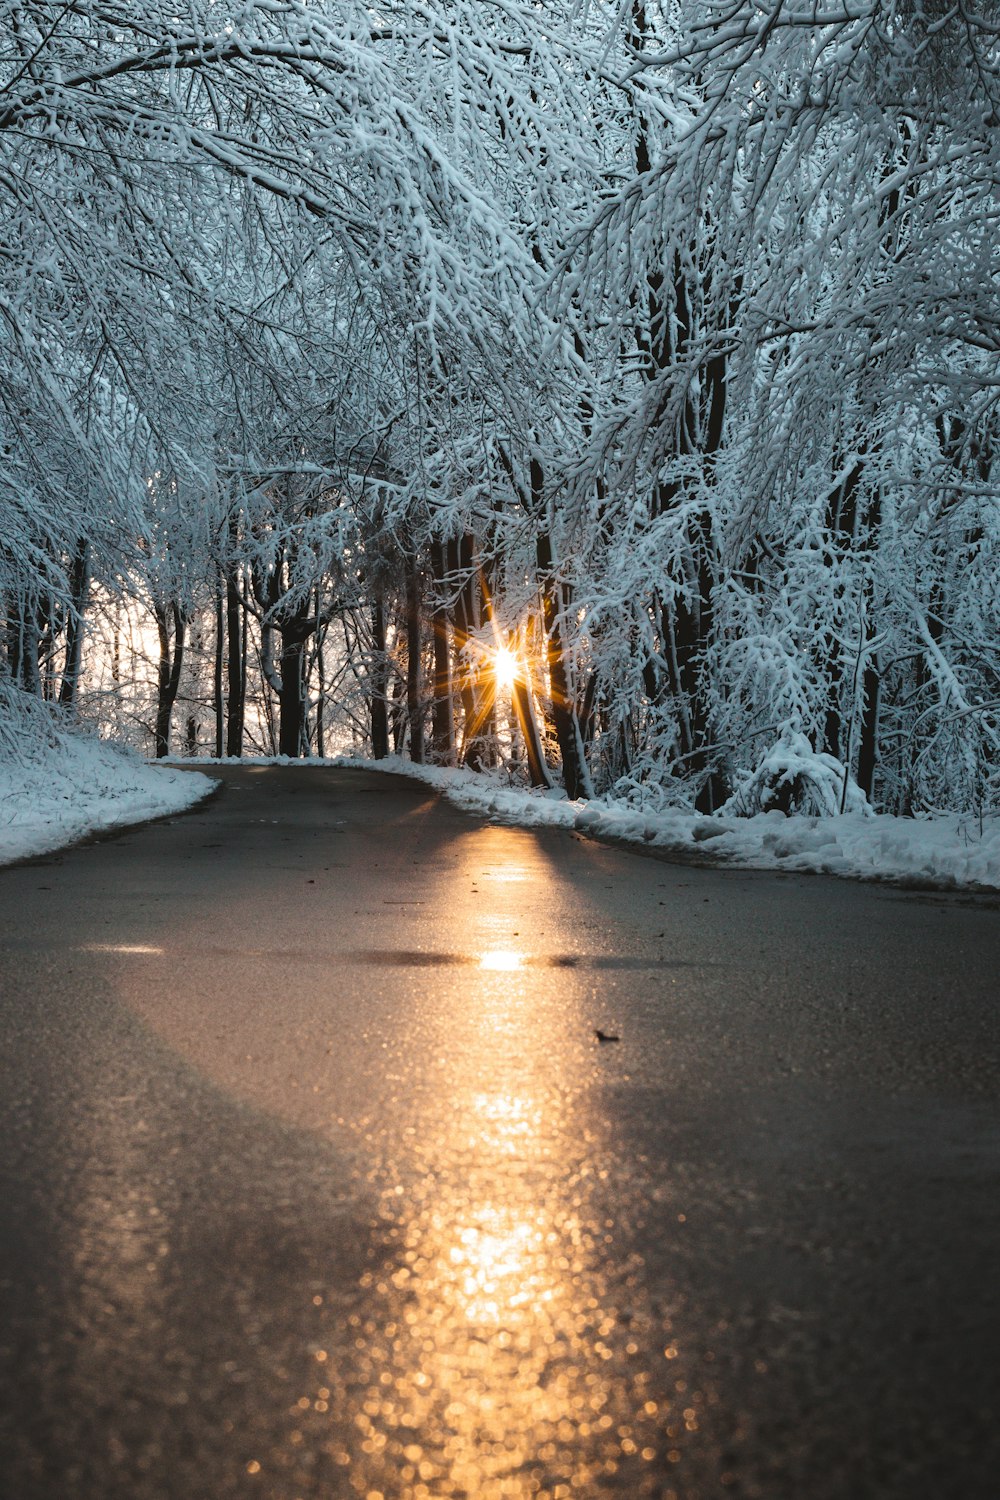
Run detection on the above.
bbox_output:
[493,645,519,689]
[479,949,523,971]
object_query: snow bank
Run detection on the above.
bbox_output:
[723,730,872,818]
[331,755,1000,893]
[0,706,215,866]
[108,748,999,892]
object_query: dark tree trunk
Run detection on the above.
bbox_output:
[154,602,186,758]
[429,541,454,764]
[8,592,40,694]
[656,512,728,813]
[225,564,245,757]
[534,464,592,800]
[214,568,225,757]
[452,535,479,767]
[58,539,89,707]
[277,624,308,758]
[821,458,865,763]
[404,552,424,764]
[450,534,492,771]
[477,571,497,758]
[370,597,390,759]
[823,457,882,811]
[579,671,599,749]
[856,665,880,801]
[224,508,246,757]
[248,523,317,760]
[315,602,326,760]
[391,676,405,755]
[512,676,553,789]
[536,540,590,799]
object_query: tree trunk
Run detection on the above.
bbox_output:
[856,663,880,801]
[821,458,865,763]
[58,539,89,707]
[315,608,326,760]
[277,624,307,757]
[450,534,492,771]
[405,552,424,764]
[225,563,245,757]
[657,514,728,812]
[154,601,186,758]
[391,675,405,755]
[536,548,591,799]
[214,567,225,757]
[429,541,454,764]
[534,463,592,800]
[512,676,554,789]
[823,457,882,812]
[370,597,390,759]
[8,591,40,694]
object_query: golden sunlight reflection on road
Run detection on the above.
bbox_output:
[83,814,692,1497]
[83,943,165,955]
[332,846,674,1500]
[479,949,524,971]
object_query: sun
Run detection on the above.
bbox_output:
[493,645,519,690]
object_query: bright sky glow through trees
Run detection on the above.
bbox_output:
[1,2,998,818]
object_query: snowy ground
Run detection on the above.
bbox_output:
[4,737,998,891]
[0,733,215,866]
[333,755,1000,893]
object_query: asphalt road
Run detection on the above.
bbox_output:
[0,765,998,1500]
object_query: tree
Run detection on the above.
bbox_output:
[1,1,996,815]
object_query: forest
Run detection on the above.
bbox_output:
[2,0,998,819]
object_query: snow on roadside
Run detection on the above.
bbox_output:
[0,733,215,866]
[330,755,1000,893]
[2,722,991,886]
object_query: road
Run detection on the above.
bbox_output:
[0,765,997,1500]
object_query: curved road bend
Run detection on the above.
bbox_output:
[0,765,997,1500]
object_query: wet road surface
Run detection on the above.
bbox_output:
[0,765,998,1500]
